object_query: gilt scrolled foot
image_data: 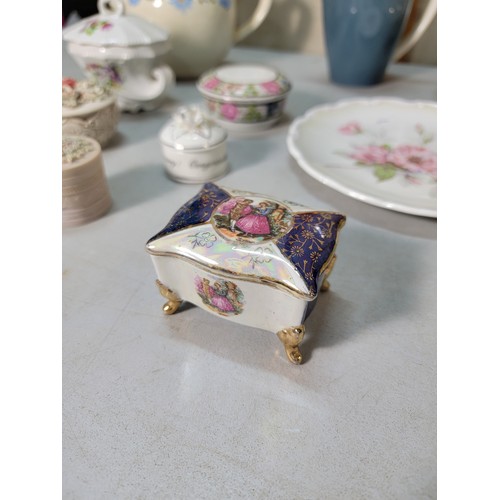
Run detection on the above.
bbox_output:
[277,325,305,365]
[155,279,182,315]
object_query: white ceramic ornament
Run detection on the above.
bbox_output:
[159,106,229,184]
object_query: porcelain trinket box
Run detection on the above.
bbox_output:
[62,77,119,147]
[63,0,174,112]
[159,106,229,184]
[146,183,346,364]
[196,64,291,132]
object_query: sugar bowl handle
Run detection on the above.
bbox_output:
[119,64,175,104]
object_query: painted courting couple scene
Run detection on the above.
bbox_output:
[212,197,293,242]
[194,276,245,316]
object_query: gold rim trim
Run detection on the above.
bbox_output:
[146,248,316,300]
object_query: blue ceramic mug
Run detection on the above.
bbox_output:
[322,0,435,86]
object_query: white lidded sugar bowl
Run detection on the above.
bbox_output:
[159,106,229,184]
[63,0,175,112]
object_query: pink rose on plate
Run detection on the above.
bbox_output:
[386,145,437,177]
[339,121,362,135]
[221,103,239,121]
[260,81,281,95]
[351,145,389,165]
[203,77,220,90]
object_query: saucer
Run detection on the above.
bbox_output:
[287,98,437,217]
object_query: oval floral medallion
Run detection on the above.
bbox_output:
[194,276,244,316]
[211,196,293,243]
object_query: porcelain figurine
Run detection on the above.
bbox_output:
[62,77,119,147]
[63,0,174,112]
[159,106,229,184]
[146,183,346,364]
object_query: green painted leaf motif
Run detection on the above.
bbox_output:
[374,164,397,181]
[245,105,263,122]
[243,84,259,97]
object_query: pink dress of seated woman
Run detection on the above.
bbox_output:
[217,198,253,231]
[195,277,235,313]
[235,202,273,235]
[210,283,235,313]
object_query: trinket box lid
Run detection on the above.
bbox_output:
[62,77,116,118]
[62,0,169,47]
[146,183,346,299]
[159,106,227,151]
[197,64,291,104]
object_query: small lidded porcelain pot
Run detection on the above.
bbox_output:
[63,0,174,112]
[196,63,291,132]
[62,77,119,147]
[159,106,229,184]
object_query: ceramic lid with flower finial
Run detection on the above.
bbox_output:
[159,106,227,151]
[63,0,170,49]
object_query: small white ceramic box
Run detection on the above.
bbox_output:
[146,183,346,364]
[159,106,228,184]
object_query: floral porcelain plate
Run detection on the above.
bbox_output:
[287,98,437,217]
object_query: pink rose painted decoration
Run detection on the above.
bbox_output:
[339,121,362,135]
[220,103,239,121]
[351,145,389,165]
[260,81,281,95]
[197,67,291,100]
[339,122,437,183]
[386,145,437,177]
[203,77,220,90]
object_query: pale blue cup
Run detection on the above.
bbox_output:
[322,0,412,86]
